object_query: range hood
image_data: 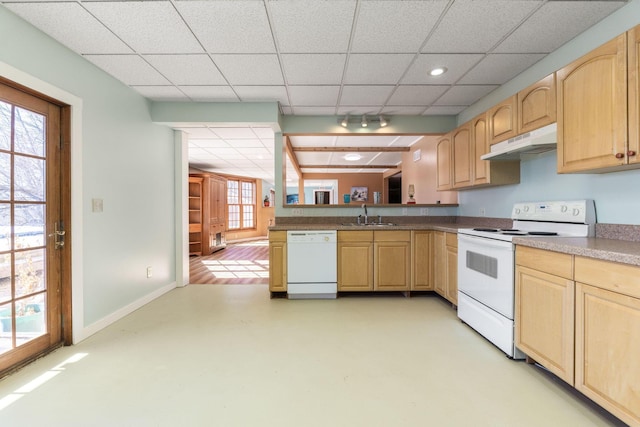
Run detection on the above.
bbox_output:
[481,122,557,161]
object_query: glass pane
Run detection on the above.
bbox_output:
[0,301,13,355]
[0,252,10,303]
[15,293,46,346]
[14,107,45,157]
[14,204,45,249]
[227,180,238,204]
[243,205,254,228]
[0,203,9,252]
[14,155,45,202]
[15,249,45,297]
[228,205,239,229]
[0,100,9,151]
[241,182,254,204]
[0,152,9,200]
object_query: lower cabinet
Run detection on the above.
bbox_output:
[268,231,287,293]
[338,230,374,291]
[574,256,640,427]
[515,246,575,385]
[411,231,433,290]
[374,231,411,291]
[434,231,457,304]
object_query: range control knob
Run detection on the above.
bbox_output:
[523,205,530,212]
[573,208,581,216]
[561,205,568,213]
[514,208,521,214]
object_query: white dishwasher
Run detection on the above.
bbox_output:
[287,230,337,299]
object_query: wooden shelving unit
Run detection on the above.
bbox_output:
[188,176,203,256]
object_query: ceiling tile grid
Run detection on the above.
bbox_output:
[3,0,629,181]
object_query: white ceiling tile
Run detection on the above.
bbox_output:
[226,140,266,148]
[211,55,284,85]
[280,106,294,115]
[422,0,542,53]
[351,0,448,53]
[84,55,170,86]
[458,54,546,85]
[211,128,260,139]
[177,128,218,138]
[5,3,133,54]
[144,55,227,85]
[291,107,339,115]
[344,54,414,84]
[340,86,395,106]
[179,86,239,102]
[288,86,340,106]
[268,0,356,53]
[281,54,346,85]
[289,135,337,147]
[235,147,271,157]
[190,139,230,149]
[335,135,402,147]
[234,86,290,105]
[387,86,449,106]
[251,127,275,139]
[336,107,383,116]
[433,85,498,106]
[84,1,203,54]
[175,1,276,53]
[494,1,627,54]
[423,105,467,115]
[401,54,484,85]
[380,106,429,115]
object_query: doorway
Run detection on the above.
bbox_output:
[0,80,70,376]
[387,172,402,204]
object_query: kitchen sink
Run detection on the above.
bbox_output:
[341,222,397,227]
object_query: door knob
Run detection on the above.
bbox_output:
[615,152,624,159]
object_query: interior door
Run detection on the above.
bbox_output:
[0,82,66,374]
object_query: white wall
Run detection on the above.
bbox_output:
[0,6,178,341]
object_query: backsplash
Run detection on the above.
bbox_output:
[595,224,640,242]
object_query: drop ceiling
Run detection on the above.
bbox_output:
[2,0,629,182]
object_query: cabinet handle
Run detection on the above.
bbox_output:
[628,150,637,157]
[615,152,624,159]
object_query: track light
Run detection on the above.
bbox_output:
[361,114,368,128]
[340,114,349,127]
[379,115,388,127]
[338,114,390,128]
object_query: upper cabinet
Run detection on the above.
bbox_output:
[488,95,518,145]
[518,73,556,133]
[557,33,628,173]
[451,123,472,189]
[436,134,452,191]
[628,25,640,168]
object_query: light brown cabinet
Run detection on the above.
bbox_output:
[374,231,411,291]
[436,134,452,191]
[433,231,445,296]
[337,230,374,291]
[188,176,204,256]
[628,25,640,167]
[517,73,556,133]
[574,256,640,427]
[488,95,518,145]
[451,123,472,189]
[515,246,575,385]
[268,231,287,293]
[411,231,433,291]
[434,231,457,304]
[557,33,629,173]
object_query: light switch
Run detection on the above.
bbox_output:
[92,198,103,213]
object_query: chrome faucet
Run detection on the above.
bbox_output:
[362,204,368,224]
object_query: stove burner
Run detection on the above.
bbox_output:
[528,231,558,236]
[500,229,520,232]
[501,232,527,235]
[473,228,498,232]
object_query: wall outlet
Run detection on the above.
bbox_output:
[146,267,152,278]
[292,208,304,216]
[479,207,486,217]
[402,208,408,216]
[420,208,429,216]
[92,198,103,213]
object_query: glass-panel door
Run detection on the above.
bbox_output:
[0,82,63,373]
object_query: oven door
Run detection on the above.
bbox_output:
[457,234,515,319]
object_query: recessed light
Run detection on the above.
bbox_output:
[429,67,447,77]
[345,153,361,161]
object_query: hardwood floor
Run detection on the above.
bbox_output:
[189,239,269,285]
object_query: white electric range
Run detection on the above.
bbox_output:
[456,200,596,358]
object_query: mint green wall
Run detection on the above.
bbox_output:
[1,7,177,329]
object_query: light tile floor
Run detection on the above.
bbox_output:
[0,286,625,426]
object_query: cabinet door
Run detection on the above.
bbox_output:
[374,241,410,291]
[488,95,517,145]
[518,73,556,133]
[338,242,373,291]
[557,34,627,173]
[629,25,640,166]
[433,231,446,297]
[268,232,287,292]
[471,113,489,186]
[515,265,574,385]
[575,283,640,426]
[436,134,452,191]
[411,231,433,290]
[445,243,458,305]
[452,123,473,189]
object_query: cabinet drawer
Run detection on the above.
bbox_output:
[338,230,373,242]
[445,232,458,248]
[516,246,573,279]
[575,256,640,299]
[374,230,410,242]
[269,230,287,242]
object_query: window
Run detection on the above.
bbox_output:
[227,179,255,230]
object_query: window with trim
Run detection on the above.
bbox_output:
[227,179,255,230]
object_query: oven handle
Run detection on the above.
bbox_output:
[457,233,514,250]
